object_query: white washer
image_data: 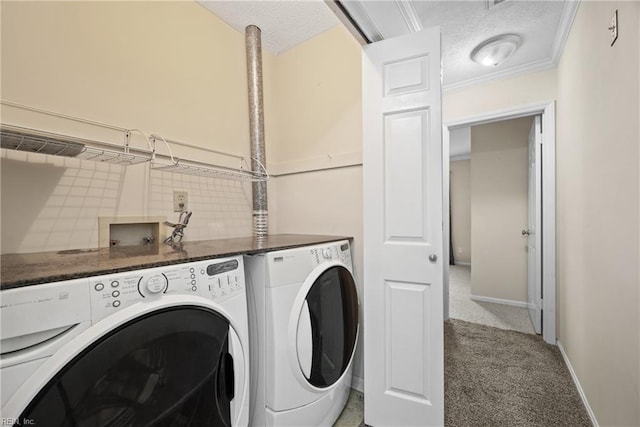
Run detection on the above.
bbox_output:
[245,240,359,426]
[1,256,250,426]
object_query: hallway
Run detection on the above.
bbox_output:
[449,264,535,334]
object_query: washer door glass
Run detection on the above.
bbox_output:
[19,307,236,427]
[301,266,358,388]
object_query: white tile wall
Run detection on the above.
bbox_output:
[148,170,253,242]
[1,149,253,254]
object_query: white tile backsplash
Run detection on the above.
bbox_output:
[148,170,252,242]
[1,148,254,254]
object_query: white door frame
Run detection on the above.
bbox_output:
[444,101,556,345]
[527,116,543,334]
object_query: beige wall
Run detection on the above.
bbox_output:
[271,26,362,167]
[470,118,531,303]
[268,25,365,384]
[0,1,276,252]
[450,160,471,264]
[556,2,640,425]
[443,68,557,122]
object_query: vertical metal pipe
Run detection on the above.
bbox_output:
[246,25,268,240]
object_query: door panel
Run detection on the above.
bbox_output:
[385,281,430,401]
[363,26,443,426]
[384,55,430,95]
[384,109,430,242]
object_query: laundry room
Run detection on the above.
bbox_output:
[2,1,639,427]
[1,1,364,425]
[0,1,363,274]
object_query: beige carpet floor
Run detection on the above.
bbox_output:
[449,265,536,335]
[340,318,592,427]
[445,319,592,426]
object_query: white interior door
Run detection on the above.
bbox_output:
[527,115,542,334]
[363,27,443,426]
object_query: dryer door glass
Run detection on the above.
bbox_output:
[19,307,236,427]
[303,266,359,388]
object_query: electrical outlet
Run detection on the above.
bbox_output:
[457,247,463,254]
[610,9,618,46]
[173,191,188,212]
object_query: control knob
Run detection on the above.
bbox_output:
[145,274,167,294]
[322,248,332,259]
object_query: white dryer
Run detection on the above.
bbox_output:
[244,240,359,426]
[1,256,250,426]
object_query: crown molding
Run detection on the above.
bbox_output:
[444,0,580,92]
[394,0,423,33]
[444,56,556,92]
[550,0,581,66]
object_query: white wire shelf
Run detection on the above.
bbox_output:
[148,133,269,182]
[0,100,270,182]
[151,160,268,182]
[0,123,269,181]
[76,146,151,165]
[0,125,151,165]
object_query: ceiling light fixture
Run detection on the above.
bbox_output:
[470,34,521,67]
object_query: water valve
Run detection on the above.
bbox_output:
[164,211,192,244]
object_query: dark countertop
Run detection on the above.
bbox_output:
[0,234,350,290]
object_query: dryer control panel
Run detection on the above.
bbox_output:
[309,240,352,269]
[89,256,245,323]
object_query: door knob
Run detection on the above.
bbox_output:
[521,229,531,236]
[429,254,437,262]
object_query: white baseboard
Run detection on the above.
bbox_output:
[454,261,471,266]
[470,294,528,308]
[351,375,364,393]
[557,341,599,427]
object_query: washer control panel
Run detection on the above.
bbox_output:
[89,256,245,323]
[309,241,352,269]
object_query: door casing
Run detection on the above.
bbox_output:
[444,101,557,345]
[527,116,543,334]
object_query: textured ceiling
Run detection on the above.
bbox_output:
[344,0,572,89]
[197,1,339,55]
[198,0,577,89]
